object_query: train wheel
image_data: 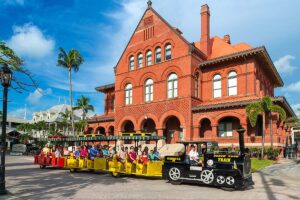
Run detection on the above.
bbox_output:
[226,176,235,186]
[39,165,46,169]
[111,172,120,178]
[168,167,182,184]
[200,170,214,184]
[216,175,226,185]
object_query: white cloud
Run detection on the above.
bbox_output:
[7,23,55,59]
[8,108,32,119]
[1,0,24,6]
[274,55,296,74]
[26,88,52,105]
[283,81,300,92]
[291,104,300,117]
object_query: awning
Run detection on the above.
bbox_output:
[37,135,165,142]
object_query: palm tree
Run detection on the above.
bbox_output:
[57,47,84,135]
[59,109,71,135]
[73,95,94,120]
[246,96,286,158]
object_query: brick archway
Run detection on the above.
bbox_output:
[118,116,138,132]
[158,110,186,129]
[137,113,159,131]
[95,126,106,135]
[214,111,245,125]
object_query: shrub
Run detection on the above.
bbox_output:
[266,148,280,160]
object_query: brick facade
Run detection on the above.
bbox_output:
[87,3,295,148]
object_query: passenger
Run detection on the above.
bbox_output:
[189,145,201,166]
[88,145,99,159]
[149,150,155,160]
[63,147,70,157]
[51,145,57,153]
[109,147,116,158]
[153,147,161,160]
[117,146,126,163]
[74,146,81,158]
[55,147,62,158]
[128,146,137,163]
[102,145,109,158]
[139,150,149,165]
[137,145,142,156]
[124,146,129,155]
[80,145,88,157]
[42,144,50,155]
[144,146,149,154]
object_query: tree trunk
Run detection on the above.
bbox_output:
[270,112,273,148]
[261,112,266,159]
[68,69,75,135]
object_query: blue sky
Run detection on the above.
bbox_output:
[1,0,300,118]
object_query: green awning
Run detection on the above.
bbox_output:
[37,135,165,142]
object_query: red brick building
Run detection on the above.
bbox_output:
[87,2,295,148]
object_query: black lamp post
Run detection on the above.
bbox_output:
[0,63,12,195]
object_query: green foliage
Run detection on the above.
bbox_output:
[73,95,94,120]
[246,102,262,127]
[57,47,84,72]
[270,105,286,121]
[266,148,280,160]
[0,41,23,69]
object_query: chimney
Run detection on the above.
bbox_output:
[224,34,231,44]
[200,4,211,56]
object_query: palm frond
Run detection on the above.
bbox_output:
[270,105,286,121]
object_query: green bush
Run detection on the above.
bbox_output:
[266,148,280,160]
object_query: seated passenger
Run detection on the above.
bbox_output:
[128,146,137,163]
[42,144,50,155]
[117,146,126,163]
[153,147,161,160]
[55,147,62,158]
[63,147,70,157]
[109,147,116,158]
[102,145,109,158]
[139,151,149,165]
[137,145,142,156]
[189,145,201,166]
[88,145,99,159]
[74,146,81,158]
[80,145,88,157]
[149,150,155,160]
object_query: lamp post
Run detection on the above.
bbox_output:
[0,63,12,195]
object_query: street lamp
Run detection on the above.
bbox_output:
[0,63,12,195]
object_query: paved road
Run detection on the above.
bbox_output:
[2,156,300,200]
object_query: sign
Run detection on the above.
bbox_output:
[12,144,26,153]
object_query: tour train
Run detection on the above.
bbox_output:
[34,129,254,190]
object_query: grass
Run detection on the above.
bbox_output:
[251,158,275,172]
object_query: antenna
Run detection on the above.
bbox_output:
[24,104,27,120]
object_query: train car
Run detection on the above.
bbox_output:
[162,127,254,190]
[34,153,66,169]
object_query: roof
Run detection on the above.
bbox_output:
[95,83,115,93]
[198,46,283,87]
[87,115,115,123]
[192,96,296,117]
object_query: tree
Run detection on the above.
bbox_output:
[59,109,71,135]
[74,120,88,134]
[246,96,286,158]
[57,48,84,135]
[0,41,38,92]
[73,95,94,120]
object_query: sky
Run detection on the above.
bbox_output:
[1,0,300,119]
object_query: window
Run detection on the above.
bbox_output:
[155,47,161,63]
[218,122,233,137]
[145,79,154,102]
[228,71,237,96]
[167,73,178,98]
[125,84,133,105]
[213,74,222,98]
[195,74,199,97]
[146,50,152,66]
[138,53,143,68]
[129,56,134,71]
[165,44,172,60]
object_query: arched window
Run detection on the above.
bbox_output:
[228,71,237,96]
[146,50,152,66]
[129,56,134,71]
[167,73,178,98]
[125,84,133,105]
[145,79,154,102]
[155,47,161,63]
[138,53,143,68]
[195,74,199,98]
[165,44,172,60]
[213,74,222,98]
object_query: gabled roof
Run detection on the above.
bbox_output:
[95,83,115,93]
[114,4,204,71]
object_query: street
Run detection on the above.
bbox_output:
[2,156,300,200]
